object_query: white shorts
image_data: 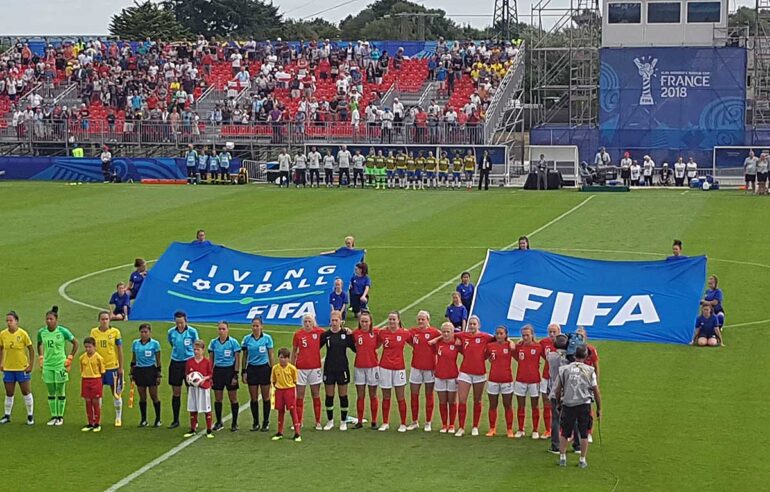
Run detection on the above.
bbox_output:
[513,381,540,397]
[186,386,211,413]
[540,378,549,394]
[378,368,407,389]
[434,377,457,392]
[354,367,379,386]
[408,368,435,385]
[457,372,486,385]
[487,382,514,395]
[297,368,323,386]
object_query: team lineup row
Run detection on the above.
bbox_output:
[0,307,598,444]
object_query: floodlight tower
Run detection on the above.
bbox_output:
[493,0,519,40]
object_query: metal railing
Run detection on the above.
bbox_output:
[484,43,526,143]
[2,120,487,148]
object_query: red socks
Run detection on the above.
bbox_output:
[439,402,448,426]
[458,402,467,429]
[532,407,540,432]
[205,412,212,432]
[312,397,321,423]
[543,401,551,430]
[382,399,391,424]
[398,399,407,425]
[357,397,365,423]
[370,396,379,424]
[190,412,198,431]
[472,401,482,428]
[505,407,513,431]
[517,407,525,431]
[449,403,457,428]
[425,391,434,423]
[295,398,304,425]
[291,407,300,436]
[488,407,498,428]
[277,409,285,434]
[85,400,94,425]
[411,393,420,421]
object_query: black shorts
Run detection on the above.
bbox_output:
[246,364,271,386]
[323,368,350,385]
[133,365,159,388]
[212,365,239,391]
[560,403,592,440]
[169,360,187,387]
[746,174,756,183]
[758,172,769,184]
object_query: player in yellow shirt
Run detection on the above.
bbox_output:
[425,151,438,189]
[91,311,124,427]
[395,151,407,189]
[464,149,477,190]
[438,151,451,189]
[80,337,107,432]
[0,311,35,424]
[415,152,426,190]
[452,152,464,189]
[271,347,301,442]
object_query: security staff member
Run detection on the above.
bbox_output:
[477,150,492,191]
[554,345,602,469]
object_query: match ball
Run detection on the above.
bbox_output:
[186,371,204,387]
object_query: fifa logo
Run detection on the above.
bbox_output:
[633,56,658,106]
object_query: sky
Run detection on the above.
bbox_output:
[0,0,748,36]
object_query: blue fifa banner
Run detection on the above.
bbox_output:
[471,250,706,344]
[131,243,364,326]
[600,47,746,153]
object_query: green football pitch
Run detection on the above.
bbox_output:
[0,182,768,491]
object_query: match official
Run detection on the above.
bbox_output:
[554,345,602,468]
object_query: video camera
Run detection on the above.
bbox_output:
[565,332,586,362]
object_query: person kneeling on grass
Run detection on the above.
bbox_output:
[80,337,106,432]
[554,345,602,469]
[185,340,214,438]
[693,305,724,347]
[109,282,131,321]
[271,347,302,442]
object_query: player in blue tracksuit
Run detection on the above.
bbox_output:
[456,272,475,312]
[329,278,349,322]
[693,305,723,347]
[208,321,241,431]
[209,150,220,181]
[198,148,209,181]
[701,275,725,327]
[219,151,231,181]
[185,145,198,184]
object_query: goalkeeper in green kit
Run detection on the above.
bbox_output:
[37,306,79,426]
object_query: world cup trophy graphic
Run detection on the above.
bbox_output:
[633,57,658,106]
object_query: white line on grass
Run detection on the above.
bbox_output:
[374,195,597,326]
[681,190,690,195]
[105,402,250,492]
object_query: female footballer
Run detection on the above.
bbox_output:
[130,323,162,427]
[0,311,35,425]
[353,311,380,429]
[209,321,241,431]
[320,311,356,431]
[454,315,493,437]
[377,311,410,432]
[90,311,124,427]
[433,322,460,433]
[37,306,78,426]
[292,314,325,430]
[241,316,274,432]
[485,326,515,438]
[406,311,440,432]
[513,325,543,439]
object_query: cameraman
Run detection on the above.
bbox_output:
[554,345,602,469]
[546,333,570,454]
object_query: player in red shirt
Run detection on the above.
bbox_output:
[184,340,213,438]
[454,315,493,437]
[291,314,325,430]
[538,323,561,440]
[577,327,599,442]
[431,322,460,433]
[513,325,543,438]
[406,310,441,432]
[485,326,515,438]
[353,312,380,429]
[376,311,410,432]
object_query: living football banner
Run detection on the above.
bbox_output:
[470,250,706,344]
[131,243,364,326]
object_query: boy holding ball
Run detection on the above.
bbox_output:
[184,340,214,438]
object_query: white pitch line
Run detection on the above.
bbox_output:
[681,190,690,195]
[105,402,250,492]
[374,195,596,326]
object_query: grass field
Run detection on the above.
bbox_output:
[1,182,769,491]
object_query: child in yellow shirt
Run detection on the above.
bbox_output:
[80,337,106,432]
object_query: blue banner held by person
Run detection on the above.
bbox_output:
[470,250,706,344]
[131,243,365,326]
